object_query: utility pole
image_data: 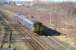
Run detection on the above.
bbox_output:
[49,12,57,30]
[9,29,12,48]
[49,12,54,29]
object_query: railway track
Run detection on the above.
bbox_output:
[39,36,68,50]
[0,13,32,50]
[0,9,54,50]
[4,13,52,50]
[1,12,46,50]
[14,23,49,50]
[11,15,74,50]
[0,9,75,50]
[11,18,71,50]
[0,14,15,48]
[10,16,75,50]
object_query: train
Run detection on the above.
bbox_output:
[15,14,43,34]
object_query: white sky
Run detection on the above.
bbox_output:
[12,0,33,1]
[48,0,76,2]
[6,0,76,2]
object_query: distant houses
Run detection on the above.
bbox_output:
[0,0,53,6]
[0,0,34,6]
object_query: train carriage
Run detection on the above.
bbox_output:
[15,14,43,34]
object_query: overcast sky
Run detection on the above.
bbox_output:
[12,0,33,1]
[3,0,76,2]
[49,0,76,2]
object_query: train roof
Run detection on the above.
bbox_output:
[15,13,37,23]
[24,17,34,24]
[15,14,34,24]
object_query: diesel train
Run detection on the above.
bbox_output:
[15,14,43,34]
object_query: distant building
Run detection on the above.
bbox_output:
[2,0,34,6]
[38,0,48,2]
[33,0,49,3]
